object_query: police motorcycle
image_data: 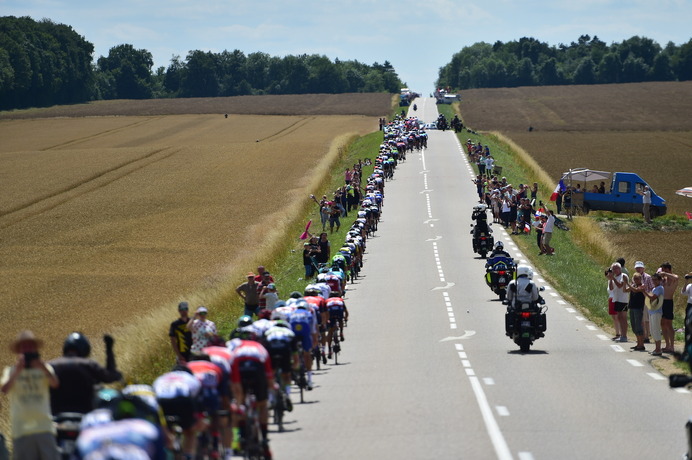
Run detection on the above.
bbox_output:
[470,204,494,258]
[484,242,516,301]
[503,264,547,352]
[667,291,692,459]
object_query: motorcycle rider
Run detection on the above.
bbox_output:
[471,204,491,238]
[49,332,123,415]
[506,265,540,309]
[487,241,511,260]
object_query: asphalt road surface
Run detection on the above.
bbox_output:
[271,98,691,459]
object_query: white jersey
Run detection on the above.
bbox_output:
[153,370,201,399]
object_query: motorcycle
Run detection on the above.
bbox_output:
[470,205,494,258]
[503,288,547,352]
[485,256,515,301]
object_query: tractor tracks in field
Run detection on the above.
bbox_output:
[42,117,159,151]
[257,116,314,143]
[0,145,180,230]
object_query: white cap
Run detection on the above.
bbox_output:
[634,261,645,269]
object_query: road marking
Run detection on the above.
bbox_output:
[468,376,513,460]
[432,282,456,290]
[675,388,690,394]
[597,334,610,341]
[447,307,453,312]
[483,378,495,385]
[447,312,455,317]
[466,368,476,376]
[462,360,471,367]
[537,278,545,283]
[450,324,457,329]
[458,352,467,359]
[442,292,450,299]
[611,345,625,352]
[542,285,551,290]
[648,373,667,381]
[566,307,576,313]
[518,453,535,460]
[423,218,439,224]
[495,406,510,416]
[420,189,433,194]
[575,316,586,321]
[549,292,559,297]
[425,236,442,241]
[586,325,598,331]
[626,359,644,367]
[556,300,566,305]
[454,343,464,350]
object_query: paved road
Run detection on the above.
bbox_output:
[271,98,691,459]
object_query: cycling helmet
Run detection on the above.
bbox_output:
[494,241,504,250]
[274,320,290,329]
[237,315,253,328]
[329,291,341,297]
[516,264,534,279]
[230,327,257,341]
[289,291,303,299]
[271,310,289,322]
[295,299,309,310]
[304,287,320,296]
[63,332,91,358]
[94,388,121,409]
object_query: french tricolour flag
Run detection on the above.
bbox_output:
[550,179,566,201]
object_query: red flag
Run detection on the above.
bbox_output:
[299,220,312,240]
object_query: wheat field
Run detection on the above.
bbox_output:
[0,113,378,364]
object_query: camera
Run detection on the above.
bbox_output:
[604,268,612,276]
[24,351,39,366]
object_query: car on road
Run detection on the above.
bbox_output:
[424,122,437,130]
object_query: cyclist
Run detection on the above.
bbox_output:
[264,320,298,411]
[153,366,204,459]
[288,300,318,390]
[49,332,122,415]
[304,287,329,361]
[187,355,224,457]
[227,330,274,459]
[201,345,234,460]
[326,291,349,359]
[78,389,167,460]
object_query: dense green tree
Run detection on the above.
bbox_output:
[97,44,153,99]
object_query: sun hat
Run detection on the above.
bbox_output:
[10,330,42,353]
[196,306,208,314]
[634,261,645,269]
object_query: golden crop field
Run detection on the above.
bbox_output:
[0,100,387,366]
[459,81,692,302]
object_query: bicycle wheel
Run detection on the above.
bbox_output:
[273,388,284,433]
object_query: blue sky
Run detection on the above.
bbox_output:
[3,0,691,93]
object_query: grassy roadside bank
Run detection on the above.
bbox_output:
[127,127,387,384]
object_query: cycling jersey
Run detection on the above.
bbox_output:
[303,295,327,315]
[77,418,165,460]
[187,360,222,414]
[228,340,272,384]
[264,326,297,372]
[152,371,201,400]
[289,307,317,350]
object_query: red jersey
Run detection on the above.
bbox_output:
[202,346,233,374]
[229,340,272,383]
[303,295,327,314]
[187,359,222,388]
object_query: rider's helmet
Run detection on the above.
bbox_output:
[295,299,309,310]
[516,264,534,279]
[289,291,303,299]
[63,332,92,358]
[494,241,504,250]
[237,315,253,328]
[274,320,290,329]
[230,327,257,341]
[271,309,289,322]
[329,291,341,298]
[304,287,320,296]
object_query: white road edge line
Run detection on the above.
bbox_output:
[626,359,644,367]
[468,376,514,460]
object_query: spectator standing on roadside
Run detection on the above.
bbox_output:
[317,232,331,265]
[608,262,630,342]
[683,273,692,352]
[540,210,555,255]
[303,243,318,279]
[254,266,274,283]
[644,274,665,356]
[257,271,273,310]
[530,182,538,204]
[260,283,280,311]
[1,330,60,460]
[484,155,494,179]
[626,273,647,351]
[187,306,217,356]
[170,301,192,364]
[659,262,679,353]
[634,261,654,343]
[236,273,261,317]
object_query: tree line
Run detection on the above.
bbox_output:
[437,35,692,90]
[0,16,404,111]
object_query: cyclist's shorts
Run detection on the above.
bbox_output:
[328,312,344,328]
[199,386,220,415]
[238,360,269,403]
[157,396,198,430]
[291,323,313,351]
[266,341,292,373]
[218,371,230,399]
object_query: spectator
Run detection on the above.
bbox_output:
[329,201,341,234]
[607,262,630,343]
[1,330,60,460]
[187,306,217,356]
[598,181,606,194]
[303,243,318,279]
[344,168,353,185]
[236,273,261,317]
[540,210,555,255]
[317,232,331,265]
[530,182,538,204]
[605,266,621,341]
[169,301,192,364]
[254,266,274,283]
[644,274,665,356]
[260,283,280,311]
[484,155,495,179]
[634,261,654,343]
[683,273,692,351]
[659,262,679,353]
[257,271,273,310]
[626,273,647,351]
[638,185,652,223]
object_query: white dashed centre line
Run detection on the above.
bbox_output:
[627,359,644,367]
[495,406,510,416]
